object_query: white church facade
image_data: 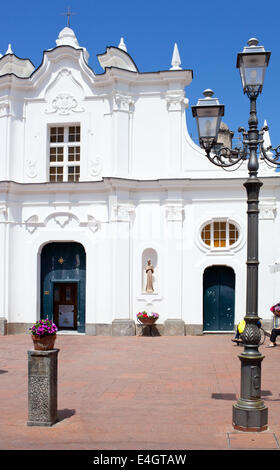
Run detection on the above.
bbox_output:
[0,26,279,336]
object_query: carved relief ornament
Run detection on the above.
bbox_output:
[45,93,85,115]
[113,93,134,112]
[112,203,135,221]
[24,212,101,234]
[25,159,38,178]
[89,156,103,177]
[165,204,184,221]
[165,91,189,111]
[259,203,277,220]
[0,102,9,117]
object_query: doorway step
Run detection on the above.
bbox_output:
[57,330,85,335]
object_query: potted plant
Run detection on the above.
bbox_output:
[29,319,58,351]
[136,311,159,325]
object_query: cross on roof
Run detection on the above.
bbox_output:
[61,6,76,28]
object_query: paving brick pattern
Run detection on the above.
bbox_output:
[0,334,280,450]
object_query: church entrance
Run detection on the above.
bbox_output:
[203,266,235,332]
[41,242,86,332]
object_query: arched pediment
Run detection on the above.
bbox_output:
[44,67,85,115]
[30,46,95,97]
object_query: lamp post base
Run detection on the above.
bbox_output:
[232,402,268,432]
[232,343,268,432]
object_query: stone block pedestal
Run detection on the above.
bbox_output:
[112,319,135,336]
[27,349,59,427]
[0,317,7,335]
[164,319,185,336]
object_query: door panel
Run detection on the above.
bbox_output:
[53,283,78,330]
[203,266,235,331]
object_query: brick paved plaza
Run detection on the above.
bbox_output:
[0,333,280,451]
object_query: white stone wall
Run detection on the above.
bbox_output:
[0,28,279,333]
[0,178,279,332]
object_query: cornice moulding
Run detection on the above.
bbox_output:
[0,175,280,195]
[93,67,193,87]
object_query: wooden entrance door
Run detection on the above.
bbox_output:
[53,283,78,330]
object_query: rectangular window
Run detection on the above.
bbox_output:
[68,165,80,182]
[49,125,80,182]
[69,126,80,142]
[50,127,64,143]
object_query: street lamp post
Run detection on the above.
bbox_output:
[192,38,280,432]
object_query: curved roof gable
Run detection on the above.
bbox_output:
[0,45,35,78]
[97,46,138,72]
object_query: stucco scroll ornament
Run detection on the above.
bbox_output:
[43,212,79,229]
[25,159,38,178]
[112,203,135,221]
[0,101,9,117]
[79,215,101,233]
[86,215,101,233]
[89,156,103,177]
[25,215,40,234]
[165,204,184,221]
[0,206,7,222]
[166,91,189,111]
[54,214,73,228]
[113,93,134,112]
[259,202,277,220]
[45,93,85,115]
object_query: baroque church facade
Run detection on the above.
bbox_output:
[0,26,279,336]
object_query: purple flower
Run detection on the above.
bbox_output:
[30,318,57,336]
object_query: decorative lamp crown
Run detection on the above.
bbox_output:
[191,89,224,152]
[236,38,271,98]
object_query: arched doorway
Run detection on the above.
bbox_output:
[41,242,86,333]
[203,265,235,332]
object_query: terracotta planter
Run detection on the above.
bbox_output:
[139,317,158,326]
[32,334,57,351]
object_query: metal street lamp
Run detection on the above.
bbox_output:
[192,89,224,153]
[192,38,280,432]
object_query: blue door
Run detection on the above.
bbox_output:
[41,242,86,332]
[203,266,235,331]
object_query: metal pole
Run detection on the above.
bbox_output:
[232,96,268,431]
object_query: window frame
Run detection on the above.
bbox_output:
[48,125,81,183]
[200,219,240,251]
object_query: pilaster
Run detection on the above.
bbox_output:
[164,194,184,333]
[112,92,134,176]
[110,191,135,334]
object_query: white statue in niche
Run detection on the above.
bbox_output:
[145,259,154,293]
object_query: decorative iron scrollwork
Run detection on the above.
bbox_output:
[204,124,280,170]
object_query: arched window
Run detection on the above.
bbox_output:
[201,220,239,248]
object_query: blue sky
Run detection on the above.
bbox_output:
[1,0,280,147]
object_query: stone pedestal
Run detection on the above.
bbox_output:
[112,319,135,336]
[0,317,7,335]
[164,319,185,336]
[27,349,59,427]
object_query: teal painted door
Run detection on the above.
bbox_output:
[41,242,86,332]
[203,266,235,331]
